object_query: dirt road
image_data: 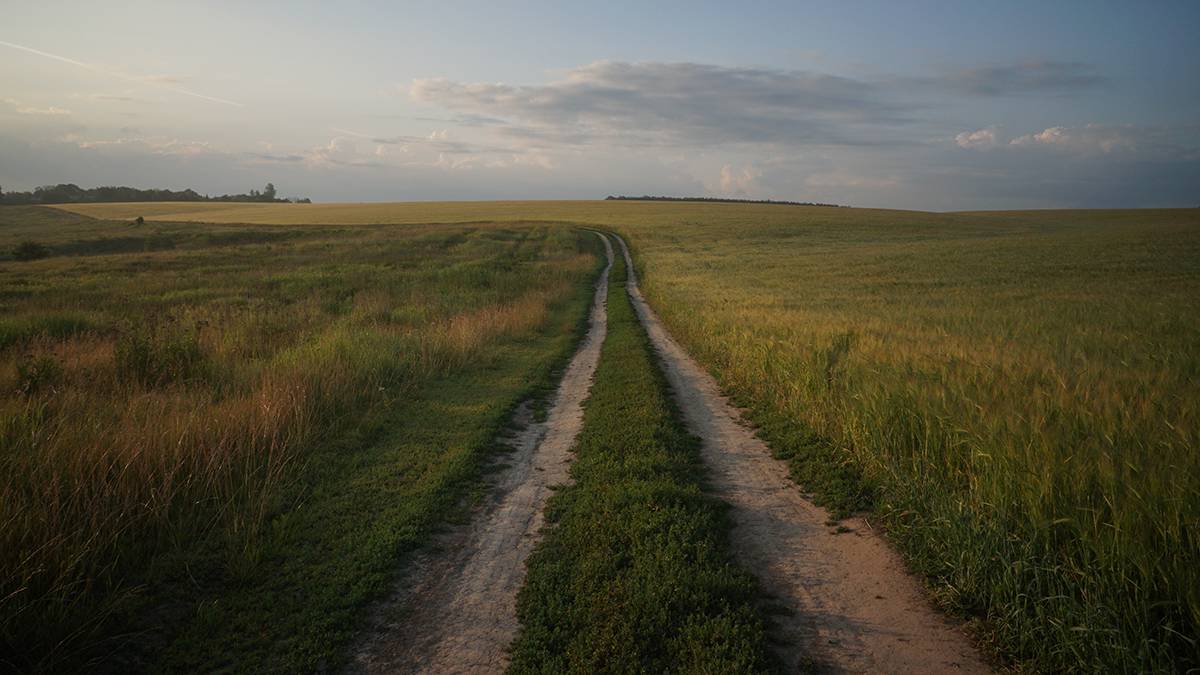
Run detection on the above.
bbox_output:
[614,234,990,674]
[349,232,613,674]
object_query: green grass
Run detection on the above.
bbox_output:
[21,200,1200,671]
[0,206,600,671]
[509,237,773,674]
[156,289,597,672]
[619,208,1200,672]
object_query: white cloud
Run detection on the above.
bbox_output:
[1009,124,1138,154]
[715,164,762,196]
[950,123,1198,158]
[301,136,380,168]
[955,127,999,150]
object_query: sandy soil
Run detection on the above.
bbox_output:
[348,232,613,674]
[614,234,991,675]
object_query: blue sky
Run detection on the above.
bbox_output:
[2,0,1198,209]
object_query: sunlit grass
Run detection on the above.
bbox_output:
[35,200,1200,671]
[0,207,594,669]
[620,208,1200,672]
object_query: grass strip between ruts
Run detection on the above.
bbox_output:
[509,235,775,674]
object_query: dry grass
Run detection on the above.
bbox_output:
[0,207,593,668]
[28,200,1200,670]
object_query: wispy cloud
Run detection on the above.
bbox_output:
[83,93,147,103]
[74,136,217,156]
[0,39,244,107]
[940,61,1106,96]
[331,127,510,155]
[411,61,915,149]
[1,97,71,116]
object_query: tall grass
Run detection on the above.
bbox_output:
[39,200,1200,670]
[622,209,1200,671]
[0,208,593,669]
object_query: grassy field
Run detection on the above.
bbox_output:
[33,201,1200,671]
[0,206,599,670]
[510,238,771,673]
[621,208,1200,672]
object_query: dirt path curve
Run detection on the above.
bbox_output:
[614,234,990,675]
[350,232,613,674]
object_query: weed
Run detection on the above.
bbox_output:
[114,320,208,386]
[15,355,61,396]
[11,241,49,261]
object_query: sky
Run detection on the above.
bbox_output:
[1,0,1198,210]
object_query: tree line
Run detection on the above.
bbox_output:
[605,195,846,207]
[0,183,311,205]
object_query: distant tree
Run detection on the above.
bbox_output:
[0,182,306,205]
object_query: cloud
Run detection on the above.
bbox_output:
[715,164,762,196]
[331,126,508,158]
[1008,124,1138,153]
[75,136,216,156]
[411,60,913,148]
[244,151,306,164]
[300,136,383,168]
[83,93,150,104]
[0,39,244,107]
[805,169,898,189]
[954,127,1000,150]
[2,98,71,116]
[283,130,533,171]
[952,123,1199,158]
[414,113,508,127]
[942,61,1106,96]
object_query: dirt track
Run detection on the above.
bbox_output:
[614,234,991,674]
[349,232,613,674]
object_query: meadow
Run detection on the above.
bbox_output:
[0,206,598,670]
[36,201,1200,671]
[621,208,1200,672]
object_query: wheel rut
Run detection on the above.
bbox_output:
[613,234,991,674]
[349,232,613,674]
